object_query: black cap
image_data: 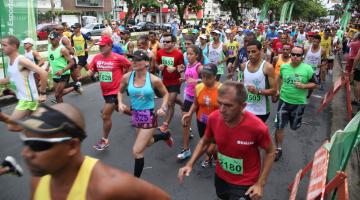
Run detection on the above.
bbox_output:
[73,23,81,28]
[201,63,217,76]
[121,30,131,35]
[130,50,150,61]
[14,104,86,141]
[48,31,60,39]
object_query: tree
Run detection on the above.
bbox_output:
[123,0,160,25]
[164,0,203,25]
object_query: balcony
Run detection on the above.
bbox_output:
[76,0,104,7]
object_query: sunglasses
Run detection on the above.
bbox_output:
[163,41,172,43]
[20,133,72,152]
[291,53,303,57]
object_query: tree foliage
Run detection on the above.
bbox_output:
[164,0,203,25]
[123,0,161,24]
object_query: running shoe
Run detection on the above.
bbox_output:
[1,156,23,177]
[201,160,211,168]
[73,81,84,95]
[274,148,282,162]
[177,149,192,160]
[51,98,58,104]
[93,138,110,151]
[159,122,169,132]
[189,128,194,139]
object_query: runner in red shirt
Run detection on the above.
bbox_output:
[79,35,131,150]
[156,33,184,132]
[178,81,275,200]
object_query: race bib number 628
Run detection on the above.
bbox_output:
[99,71,113,82]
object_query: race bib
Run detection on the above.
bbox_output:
[217,64,224,75]
[131,110,152,124]
[218,152,243,175]
[162,56,175,67]
[99,71,113,82]
[75,45,84,51]
[247,93,262,103]
[200,113,208,124]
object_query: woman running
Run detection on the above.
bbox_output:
[177,45,203,160]
[182,63,221,167]
[118,50,171,177]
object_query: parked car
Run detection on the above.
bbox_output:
[80,23,106,36]
[131,22,159,32]
[37,23,58,40]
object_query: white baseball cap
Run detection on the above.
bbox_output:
[237,27,243,32]
[199,34,207,40]
[225,29,232,34]
[211,30,222,35]
[22,38,34,45]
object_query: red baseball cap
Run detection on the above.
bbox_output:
[307,32,315,36]
[96,36,113,46]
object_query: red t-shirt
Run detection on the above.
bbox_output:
[204,110,272,186]
[156,48,184,86]
[272,40,283,55]
[89,52,131,96]
[349,41,360,60]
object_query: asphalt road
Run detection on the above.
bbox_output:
[0,76,332,200]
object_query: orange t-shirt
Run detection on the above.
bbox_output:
[196,82,221,123]
[275,55,291,76]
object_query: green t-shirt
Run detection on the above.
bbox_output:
[280,63,314,105]
[48,44,70,78]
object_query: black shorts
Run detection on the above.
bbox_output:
[226,57,236,65]
[197,120,206,138]
[71,58,77,70]
[274,99,306,130]
[354,69,360,81]
[215,174,251,200]
[166,85,181,94]
[103,94,118,105]
[53,74,70,83]
[182,99,193,112]
[327,59,334,64]
[77,55,88,67]
[256,113,270,122]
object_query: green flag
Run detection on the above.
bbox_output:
[340,1,351,31]
[0,0,37,77]
[280,1,290,24]
[287,2,295,23]
[259,1,269,22]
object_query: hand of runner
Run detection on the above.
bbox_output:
[245,183,263,200]
[181,113,191,126]
[294,81,304,89]
[158,65,165,71]
[38,94,47,103]
[166,66,176,73]
[118,103,128,113]
[178,166,192,184]
[156,108,166,116]
[0,112,10,123]
[186,78,197,84]
[247,85,258,94]
[55,69,63,76]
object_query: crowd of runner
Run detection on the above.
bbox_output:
[1,18,360,199]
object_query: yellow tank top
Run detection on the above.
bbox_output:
[275,55,291,76]
[320,36,332,57]
[225,41,240,58]
[34,156,98,200]
[72,34,87,56]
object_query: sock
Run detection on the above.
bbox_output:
[153,132,170,143]
[134,158,144,177]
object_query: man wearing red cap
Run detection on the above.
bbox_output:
[79,35,131,150]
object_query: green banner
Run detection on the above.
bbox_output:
[286,2,295,23]
[279,1,290,24]
[340,1,351,31]
[325,111,360,199]
[0,0,37,77]
[259,1,269,22]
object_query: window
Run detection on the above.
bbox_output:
[76,0,104,7]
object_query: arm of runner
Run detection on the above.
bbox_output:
[178,135,212,184]
[295,74,317,89]
[151,75,169,116]
[259,62,277,96]
[245,139,275,200]
[182,93,198,127]
[117,72,130,113]
[78,70,95,81]
[85,36,95,51]
[19,57,48,98]
[223,44,229,62]
[0,77,10,85]
[127,42,134,55]
[57,48,75,76]
[272,56,278,68]
[62,37,75,55]
[33,51,45,67]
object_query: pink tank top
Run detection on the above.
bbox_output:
[184,61,201,97]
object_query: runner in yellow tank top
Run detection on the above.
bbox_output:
[15,103,170,200]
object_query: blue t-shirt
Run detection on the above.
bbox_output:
[266,31,278,40]
[112,44,124,55]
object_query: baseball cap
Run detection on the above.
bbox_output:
[278,30,284,33]
[129,50,150,61]
[225,29,232,34]
[182,29,188,34]
[201,63,217,76]
[307,32,315,36]
[201,25,206,29]
[211,30,221,35]
[237,27,243,32]
[199,34,207,40]
[96,35,113,46]
[48,31,60,39]
[73,23,81,28]
[22,38,34,45]
[121,30,131,35]
[14,104,86,140]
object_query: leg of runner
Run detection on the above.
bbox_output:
[133,128,156,177]
[178,110,191,160]
[7,110,32,131]
[94,103,114,150]
[160,92,177,132]
[274,128,284,161]
[54,82,67,103]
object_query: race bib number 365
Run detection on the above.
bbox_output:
[99,71,113,82]
[218,152,243,175]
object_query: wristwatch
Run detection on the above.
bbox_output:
[258,90,263,95]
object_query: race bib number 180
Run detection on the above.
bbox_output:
[217,152,243,175]
[99,71,113,82]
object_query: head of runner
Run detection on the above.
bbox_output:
[73,23,81,34]
[48,31,61,47]
[290,46,304,67]
[201,63,217,87]
[162,33,176,52]
[1,35,20,56]
[97,35,113,57]
[247,40,262,64]
[312,34,321,48]
[131,50,150,71]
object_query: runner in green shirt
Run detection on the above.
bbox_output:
[273,46,317,162]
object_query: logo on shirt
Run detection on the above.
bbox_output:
[237,140,255,145]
